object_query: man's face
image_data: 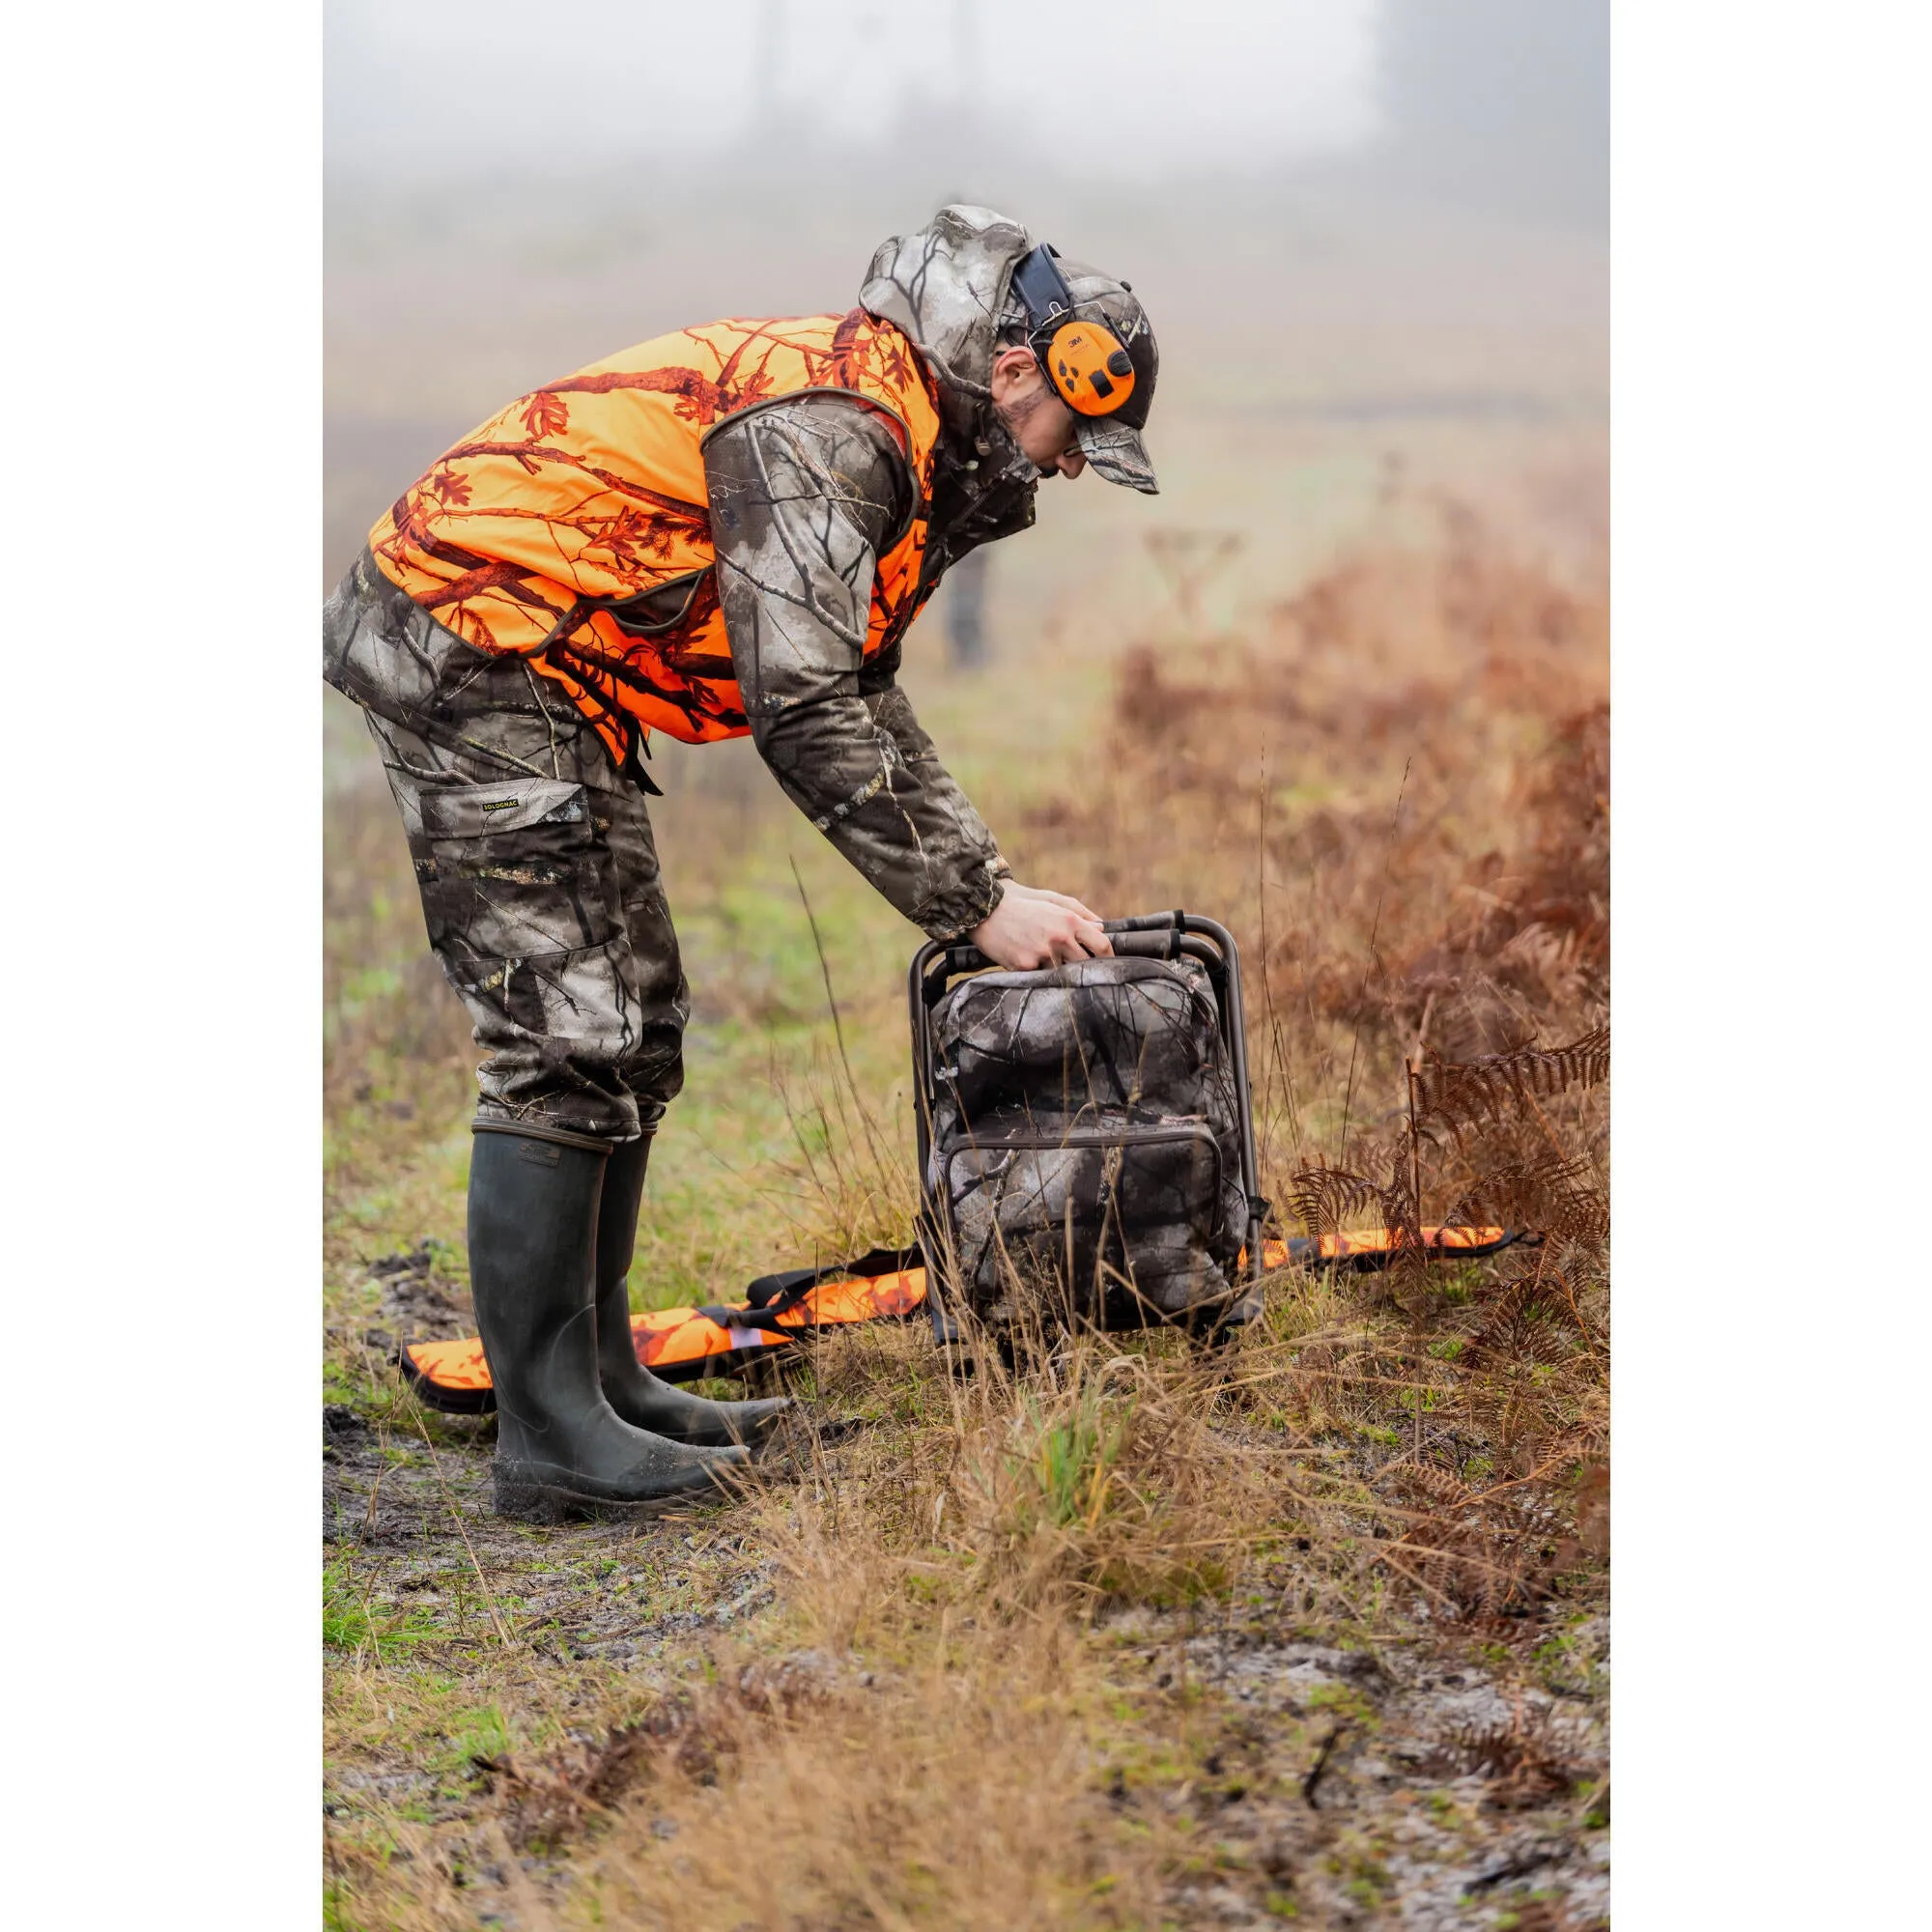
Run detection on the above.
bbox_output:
[988,346,1089,479]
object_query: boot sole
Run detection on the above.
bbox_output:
[493,1467,746,1523]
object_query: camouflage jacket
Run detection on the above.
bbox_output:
[706,206,1050,941]
[704,391,1037,940]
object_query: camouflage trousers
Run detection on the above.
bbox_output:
[325,549,687,1144]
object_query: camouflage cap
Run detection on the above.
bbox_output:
[1040,259,1160,496]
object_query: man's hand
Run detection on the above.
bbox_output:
[968,882,1112,969]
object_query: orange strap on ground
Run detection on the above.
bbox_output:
[1275,1226,1507,1263]
[400,1235,1507,1396]
[402,1266,929,1395]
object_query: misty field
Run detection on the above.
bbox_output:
[323,473,1609,1928]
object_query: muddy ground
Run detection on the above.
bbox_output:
[326,1255,1607,1931]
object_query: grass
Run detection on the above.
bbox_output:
[322,495,1609,1928]
[323,1561,446,1662]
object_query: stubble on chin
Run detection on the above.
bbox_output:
[990,383,1071,478]
[994,384,1048,443]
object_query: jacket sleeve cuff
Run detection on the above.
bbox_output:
[914,858,1007,942]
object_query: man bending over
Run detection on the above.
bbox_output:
[324,204,1161,1519]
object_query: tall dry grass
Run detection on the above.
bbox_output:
[449,1256,1604,1923]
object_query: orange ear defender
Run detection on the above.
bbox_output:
[1010,243,1148,424]
[1042,319,1135,417]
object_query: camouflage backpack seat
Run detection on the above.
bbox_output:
[910,914,1265,1343]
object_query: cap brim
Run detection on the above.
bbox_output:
[1076,416,1158,495]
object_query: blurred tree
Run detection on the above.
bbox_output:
[947,548,990,670]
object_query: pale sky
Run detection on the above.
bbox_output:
[326,0,1383,182]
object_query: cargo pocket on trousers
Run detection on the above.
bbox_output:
[414,777,620,980]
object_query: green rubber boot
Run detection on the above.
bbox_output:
[468,1127,750,1520]
[595,1133,794,1449]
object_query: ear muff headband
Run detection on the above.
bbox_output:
[1011,243,1138,420]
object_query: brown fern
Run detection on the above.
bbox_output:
[1443,1150,1608,1246]
[1287,1160,1385,1241]
[1414,1024,1608,1142]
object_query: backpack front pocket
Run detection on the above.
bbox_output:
[939,1120,1236,1325]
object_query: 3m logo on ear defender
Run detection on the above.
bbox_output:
[1045,322,1137,416]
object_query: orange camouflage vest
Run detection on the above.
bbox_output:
[367,310,944,760]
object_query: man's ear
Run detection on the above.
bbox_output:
[989,344,1040,394]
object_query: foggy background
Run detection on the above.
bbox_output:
[325,0,1605,212]
[325,0,1606,703]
